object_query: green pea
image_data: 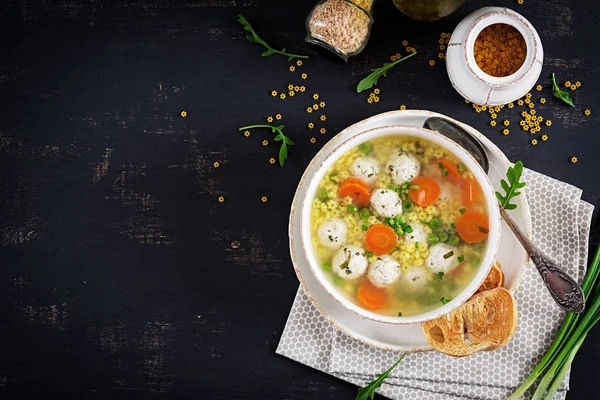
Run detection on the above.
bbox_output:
[359,208,370,219]
[402,199,414,211]
[347,204,358,214]
[323,261,332,271]
[438,231,449,242]
[317,188,328,201]
[429,217,441,230]
[448,234,460,246]
[428,233,440,245]
[359,142,372,154]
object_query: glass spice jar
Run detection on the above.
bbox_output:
[305,0,376,63]
[392,0,464,22]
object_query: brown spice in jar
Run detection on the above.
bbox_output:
[473,24,526,77]
[308,0,372,56]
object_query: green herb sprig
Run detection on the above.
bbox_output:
[551,73,575,107]
[238,15,308,61]
[355,353,405,400]
[496,160,526,210]
[238,124,294,167]
[508,243,600,400]
[356,52,417,93]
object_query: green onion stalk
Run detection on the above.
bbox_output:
[508,243,600,399]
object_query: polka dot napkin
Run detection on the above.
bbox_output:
[277,168,594,400]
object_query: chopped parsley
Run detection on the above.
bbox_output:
[459,208,467,214]
[437,272,444,280]
[440,296,452,305]
[415,242,420,248]
[397,312,403,317]
[458,255,465,263]
[365,251,374,258]
[457,164,466,174]
[450,223,456,229]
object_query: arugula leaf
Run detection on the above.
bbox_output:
[355,354,406,400]
[495,160,526,210]
[551,73,575,107]
[357,52,417,93]
[237,15,307,61]
[238,124,294,167]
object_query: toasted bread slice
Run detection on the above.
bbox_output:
[422,287,517,357]
[476,261,504,294]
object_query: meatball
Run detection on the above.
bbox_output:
[350,157,380,185]
[386,152,420,184]
[332,245,368,280]
[426,243,460,273]
[370,189,403,218]
[368,256,401,287]
[405,223,427,244]
[403,266,429,287]
[317,218,348,249]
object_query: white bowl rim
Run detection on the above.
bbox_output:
[299,124,501,325]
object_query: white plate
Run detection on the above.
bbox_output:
[288,110,532,352]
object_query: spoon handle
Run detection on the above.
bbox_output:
[499,207,585,313]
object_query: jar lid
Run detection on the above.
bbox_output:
[446,7,544,106]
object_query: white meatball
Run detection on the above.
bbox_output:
[405,223,427,244]
[404,266,429,287]
[426,243,460,273]
[368,256,401,287]
[332,245,368,280]
[370,189,403,218]
[350,157,380,185]
[386,152,420,184]
[317,218,348,249]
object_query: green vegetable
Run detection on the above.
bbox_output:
[550,73,575,107]
[397,312,403,317]
[438,232,449,243]
[447,234,460,246]
[403,224,413,234]
[238,15,308,61]
[429,218,441,230]
[359,208,370,219]
[457,164,466,174]
[457,255,465,263]
[437,272,444,280]
[402,199,414,211]
[415,242,419,248]
[428,233,439,245]
[509,243,600,400]
[496,160,526,210]
[323,261,332,271]
[359,143,372,154]
[361,221,369,231]
[356,52,417,93]
[450,223,456,229]
[365,251,374,258]
[238,124,294,167]
[355,354,406,400]
[317,188,328,201]
[348,204,359,214]
[459,208,467,214]
[440,296,452,305]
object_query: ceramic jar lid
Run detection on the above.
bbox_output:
[446,7,544,106]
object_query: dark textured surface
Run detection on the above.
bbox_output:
[0,0,598,399]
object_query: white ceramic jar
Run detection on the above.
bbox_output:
[446,7,543,106]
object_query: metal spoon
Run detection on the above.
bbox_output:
[423,117,585,313]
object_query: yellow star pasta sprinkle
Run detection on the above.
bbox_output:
[400,105,406,110]
[526,92,532,99]
[294,85,300,91]
[320,128,326,134]
[269,157,276,164]
[180,111,187,117]
[523,125,530,131]
[465,99,470,104]
[262,140,269,146]
[490,120,497,127]
[308,122,314,129]
[280,93,286,100]
[310,137,316,143]
[491,113,497,119]
[244,130,251,137]
[374,88,380,95]
[313,93,320,100]
[531,139,537,145]
[367,98,373,104]
[289,91,295,97]
[517,0,523,4]
[508,102,514,108]
[545,120,552,126]
[584,109,591,116]
[218,196,225,203]
[306,107,313,113]
[320,101,326,108]
[541,134,548,141]
[530,110,536,115]
[494,106,501,112]
[312,104,319,110]
[536,85,543,91]
[373,96,380,103]
[503,120,510,126]
[439,44,446,50]
[575,81,581,88]
[299,86,306,92]
[528,103,535,109]
[481,106,487,111]
[571,156,578,163]
[267,116,274,123]
[517,100,524,106]
[402,40,408,46]
[320,115,327,121]
[525,98,531,104]
[296,60,303,66]
[213,161,220,168]
[271,90,278,97]
[540,98,546,104]
[289,66,295,72]
[519,121,526,127]
[287,84,294,91]
[301,73,308,79]
[261,196,268,202]
[503,129,509,135]
[275,113,282,120]
[429,60,435,66]
[565,81,571,88]
[438,53,444,59]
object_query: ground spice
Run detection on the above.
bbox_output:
[473,24,526,77]
[307,0,373,57]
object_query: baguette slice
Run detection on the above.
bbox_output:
[475,261,504,294]
[422,287,517,357]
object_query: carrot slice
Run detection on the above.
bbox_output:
[409,176,440,206]
[437,159,462,182]
[357,280,388,310]
[338,178,371,207]
[365,224,398,256]
[462,178,480,207]
[456,211,489,243]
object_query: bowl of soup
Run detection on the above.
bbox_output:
[300,125,501,324]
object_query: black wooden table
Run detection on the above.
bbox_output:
[1,0,598,399]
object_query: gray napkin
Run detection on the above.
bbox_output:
[277,168,594,400]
